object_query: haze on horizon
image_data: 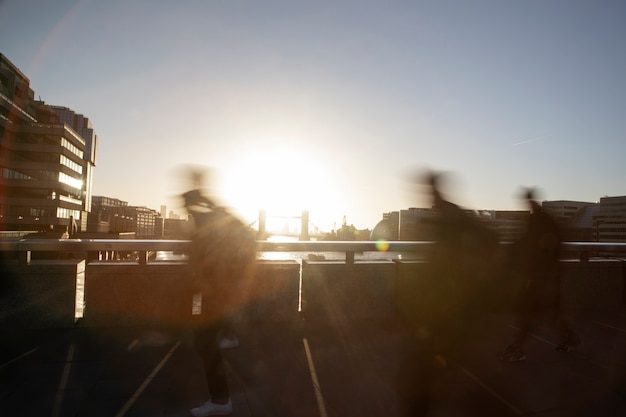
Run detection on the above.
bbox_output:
[1,0,625,231]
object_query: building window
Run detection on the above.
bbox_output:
[56,207,81,220]
[60,154,83,174]
[58,172,83,190]
[1,167,33,180]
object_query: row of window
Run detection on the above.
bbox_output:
[1,165,84,193]
[61,137,83,158]
[59,172,83,190]
[56,207,81,220]
[59,194,82,205]
[0,167,32,180]
[0,205,80,220]
[60,154,83,174]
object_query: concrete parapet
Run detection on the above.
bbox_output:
[394,260,431,323]
[394,259,626,321]
[85,262,192,327]
[240,260,300,322]
[560,259,625,312]
[84,260,302,327]
[301,260,395,322]
[0,259,85,328]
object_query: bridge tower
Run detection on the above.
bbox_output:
[257,209,267,240]
[255,209,310,240]
[300,210,310,241]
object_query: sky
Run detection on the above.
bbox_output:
[1,0,625,231]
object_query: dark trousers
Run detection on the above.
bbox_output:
[193,320,230,402]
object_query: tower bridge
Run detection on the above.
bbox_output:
[251,209,325,241]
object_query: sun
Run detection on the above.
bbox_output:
[218,142,341,233]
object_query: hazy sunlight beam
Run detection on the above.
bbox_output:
[219,142,341,232]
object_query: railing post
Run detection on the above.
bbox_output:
[20,250,31,264]
[580,251,589,262]
[346,251,355,264]
[138,251,148,265]
[622,260,626,305]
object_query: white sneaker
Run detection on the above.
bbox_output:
[190,399,232,416]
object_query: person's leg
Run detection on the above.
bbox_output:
[501,280,536,361]
[194,323,230,402]
[217,315,239,349]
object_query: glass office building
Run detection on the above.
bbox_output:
[0,54,97,236]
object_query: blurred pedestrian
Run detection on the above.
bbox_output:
[398,170,501,416]
[182,180,257,417]
[499,188,581,362]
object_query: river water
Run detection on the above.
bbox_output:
[155,235,426,263]
[156,250,421,263]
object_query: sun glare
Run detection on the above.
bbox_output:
[220,143,340,233]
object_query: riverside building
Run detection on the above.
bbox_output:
[88,196,161,239]
[0,54,97,237]
[594,196,626,242]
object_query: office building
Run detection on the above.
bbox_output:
[397,208,438,241]
[0,54,97,236]
[594,196,626,242]
[543,200,595,225]
[88,196,160,238]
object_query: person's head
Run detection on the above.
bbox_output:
[423,170,446,208]
[521,187,541,213]
[182,189,215,214]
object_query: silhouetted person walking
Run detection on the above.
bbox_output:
[182,181,256,417]
[499,188,581,362]
[398,171,501,416]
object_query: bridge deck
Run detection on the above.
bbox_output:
[2,309,626,417]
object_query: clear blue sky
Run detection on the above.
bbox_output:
[2,0,625,230]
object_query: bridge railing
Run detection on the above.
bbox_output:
[0,239,439,264]
[1,239,625,328]
[2,239,625,264]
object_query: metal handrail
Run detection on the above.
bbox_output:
[1,239,625,254]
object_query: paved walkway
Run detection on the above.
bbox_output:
[2,309,626,417]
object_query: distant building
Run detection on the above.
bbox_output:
[485,210,529,242]
[398,208,438,241]
[380,211,399,240]
[163,217,189,239]
[0,54,97,236]
[563,204,599,242]
[379,196,626,244]
[169,210,182,220]
[382,207,523,242]
[88,196,160,238]
[543,200,595,225]
[594,196,626,242]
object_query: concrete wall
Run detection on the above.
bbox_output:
[394,260,433,323]
[85,260,302,327]
[239,260,300,322]
[0,259,85,328]
[85,262,191,327]
[4,256,623,329]
[561,259,625,312]
[394,259,626,322]
[301,260,396,322]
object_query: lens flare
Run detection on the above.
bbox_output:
[375,240,390,252]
